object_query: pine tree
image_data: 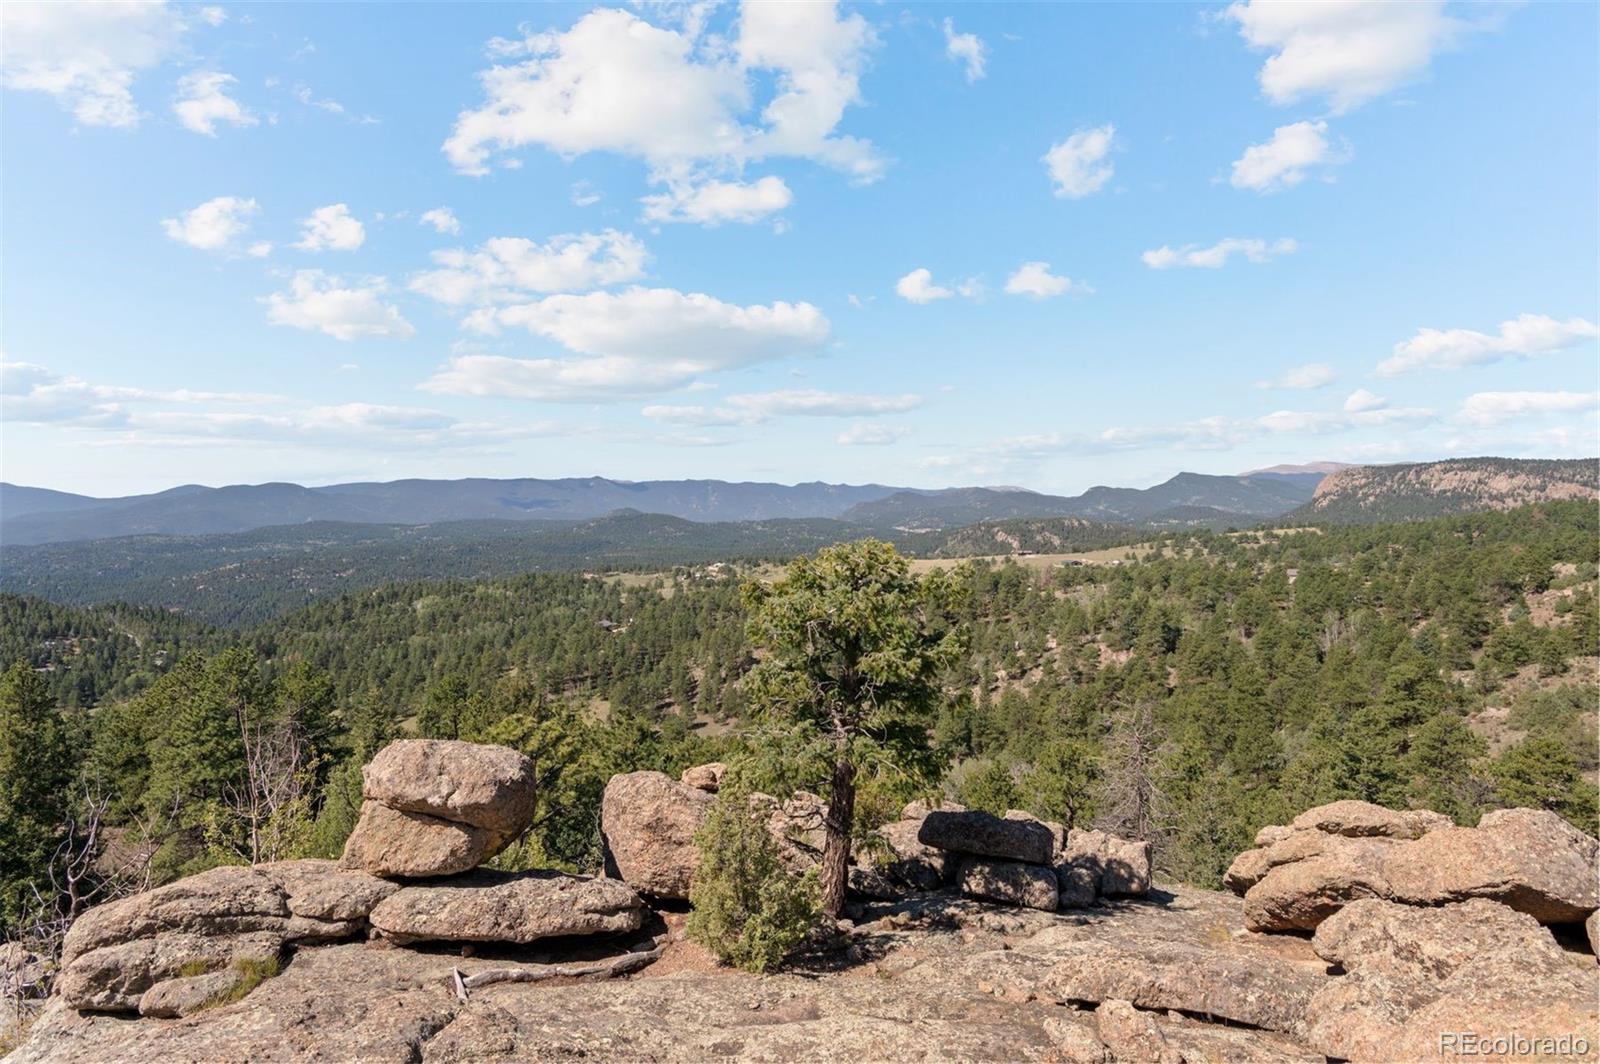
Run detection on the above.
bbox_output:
[0,661,73,931]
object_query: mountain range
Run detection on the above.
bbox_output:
[0,469,1332,546]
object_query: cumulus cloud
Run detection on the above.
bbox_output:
[173,70,255,135]
[1231,120,1346,192]
[423,287,830,402]
[643,389,922,426]
[1256,362,1335,390]
[410,230,647,306]
[1142,237,1297,269]
[1004,262,1079,299]
[1343,388,1386,413]
[0,1,189,127]
[419,207,461,235]
[943,18,987,82]
[1456,390,1600,427]
[293,203,366,252]
[1377,314,1599,376]
[895,268,980,304]
[443,3,884,193]
[1043,124,1115,199]
[263,271,415,341]
[1224,0,1469,113]
[161,195,259,252]
[2,359,269,428]
[640,175,792,225]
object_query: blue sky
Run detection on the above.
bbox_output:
[2,1,1596,497]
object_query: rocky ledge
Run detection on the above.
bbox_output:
[8,743,1598,1063]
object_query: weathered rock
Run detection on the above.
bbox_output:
[368,869,646,945]
[679,762,727,792]
[1095,1000,1181,1064]
[1241,834,1396,932]
[869,818,951,892]
[17,883,1333,1063]
[919,809,1054,865]
[1005,810,1067,856]
[1062,829,1151,897]
[340,801,494,879]
[1254,824,1295,847]
[1055,860,1098,909]
[1588,910,1599,958]
[361,739,537,847]
[55,860,393,1013]
[1043,938,1325,1034]
[1382,807,1599,924]
[957,858,1058,911]
[1288,799,1451,840]
[1305,898,1599,1061]
[600,770,713,899]
[136,968,241,1018]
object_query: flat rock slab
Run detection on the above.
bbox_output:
[340,801,496,879]
[369,869,646,945]
[363,739,536,847]
[919,810,1055,865]
[57,860,394,1012]
[1289,799,1451,839]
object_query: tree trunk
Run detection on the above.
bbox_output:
[819,754,856,918]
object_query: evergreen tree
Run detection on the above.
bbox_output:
[0,661,73,931]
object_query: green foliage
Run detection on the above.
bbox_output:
[955,759,1019,815]
[1023,739,1101,828]
[0,661,73,932]
[1492,736,1599,831]
[686,787,819,973]
[196,956,281,1011]
[741,539,967,914]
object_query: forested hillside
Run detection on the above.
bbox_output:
[2,501,1595,939]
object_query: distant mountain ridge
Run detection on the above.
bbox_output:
[1289,457,1599,523]
[1,470,1336,545]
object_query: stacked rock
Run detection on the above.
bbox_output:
[1225,798,1598,933]
[55,740,649,1019]
[915,808,1153,912]
[339,739,538,877]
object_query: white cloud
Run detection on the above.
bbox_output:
[1256,362,1335,390]
[1043,124,1115,199]
[1231,120,1346,192]
[263,270,415,341]
[1142,237,1298,269]
[419,207,461,235]
[895,268,980,305]
[424,287,830,402]
[0,1,188,128]
[640,175,792,226]
[1004,261,1079,299]
[896,268,951,304]
[160,195,260,252]
[943,18,987,83]
[1457,390,1600,427]
[1377,314,1599,376]
[571,181,602,207]
[444,4,883,187]
[198,6,226,28]
[173,70,255,136]
[293,204,366,252]
[410,230,648,306]
[1225,0,1467,113]
[2,359,269,427]
[838,422,907,446]
[643,389,922,426]
[1343,388,1386,413]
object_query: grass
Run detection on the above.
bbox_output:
[176,958,219,978]
[193,955,281,1012]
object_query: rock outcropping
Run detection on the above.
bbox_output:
[1226,799,1598,931]
[340,740,537,878]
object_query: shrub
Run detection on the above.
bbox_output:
[686,788,819,973]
